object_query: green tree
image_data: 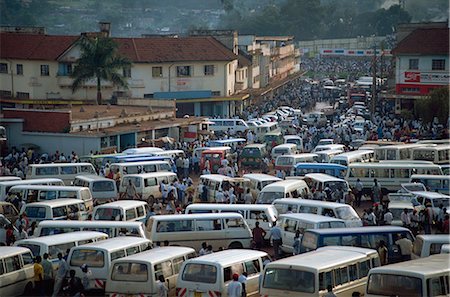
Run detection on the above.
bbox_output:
[71,36,131,105]
[414,87,449,124]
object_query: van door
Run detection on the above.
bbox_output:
[243,258,263,296]
[282,218,298,252]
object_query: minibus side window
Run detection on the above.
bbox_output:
[225,218,245,229]
[22,252,34,265]
[126,209,136,221]
[359,260,370,277]
[197,219,220,231]
[284,219,297,232]
[348,264,357,281]
[224,263,244,282]
[244,259,260,275]
[319,270,333,290]
[112,263,147,282]
[427,276,449,296]
[154,260,173,279]
[341,235,357,246]
[26,206,46,219]
[111,250,126,261]
[71,250,105,267]
[61,166,77,175]
[0,260,4,274]
[4,255,22,273]
[53,206,68,218]
[49,242,75,258]
[136,206,145,218]
[126,246,139,256]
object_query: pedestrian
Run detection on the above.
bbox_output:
[366,208,377,226]
[6,224,15,246]
[42,253,54,296]
[395,234,413,261]
[372,179,382,203]
[227,274,242,297]
[125,179,138,200]
[252,222,267,249]
[244,188,253,204]
[238,272,248,297]
[34,255,44,296]
[52,252,69,297]
[113,169,121,195]
[377,240,388,265]
[292,229,303,255]
[324,284,337,297]
[408,209,419,236]
[199,242,208,256]
[66,270,84,297]
[157,275,168,297]
[443,214,449,234]
[400,208,411,228]
[80,264,92,292]
[354,178,363,207]
[269,221,282,260]
[383,209,393,226]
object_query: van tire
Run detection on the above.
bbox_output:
[23,282,33,296]
[228,242,243,249]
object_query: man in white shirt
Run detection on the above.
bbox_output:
[216,189,225,203]
[383,209,393,225]
[400,208,411,227]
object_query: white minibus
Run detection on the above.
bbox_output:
[271,144,298,160]
[208,118,249,134]
[68,236,152,291]
[374,143,431,161]
[0,246,35,297]
[366,254,449,297]
[283,135,304,151]
[93,200,149,223]
[15,231,108,266]
[8,185,94,212]
[109,160,172,177]
[185,203,278,240]
[261,246,380,297]
[146,213,252,251]
[21,198,89,223]
[199,174,249,203]
[279,213,346,254]
[409,174,450,195]
[242,173,282,201]
[412,234,450,259]
[411,144,450,165]
[274,153,319,174]
[120,172,177,201]
[122,147,164,155]
[178,249,269,297]
[303,173,349,202]
[26,163,97,185]
[346,162,442,194]
[256,180,310,204]
[154,149,186,159]
[105,246,196,297]
[33,220,150,239]
[315,149,344,163]
[0,178,64,201]
[0,176,20,182]
[73,175,118,204]
[311,144,345,153]
[272,198,362,227]
[330,150,374,166]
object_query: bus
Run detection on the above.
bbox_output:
[411,144,450,165]
[26,163,97,185]
[366,254,449,297]
[330,150,375,167]
[345,162,442,194]
[409,174,450,195]
[374,143,431,161]
[294,163,347,178]
[299,226,414,264]
[260,246,380,297]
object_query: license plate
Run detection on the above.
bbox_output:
[194,292,202,297]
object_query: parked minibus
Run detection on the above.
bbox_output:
[412,234,450,259]
[346,162,442,194]
[0,178,64,201]
[315,149,344,163]
[274,153,319,173]
[264,131,283,148]
[294,163,347,178]
[20,198,89,224]
[271,144,298,160]
[409,191,449,218]
[240,144,268,168]
[208,119,249,135]
[279,213,346,254]
[106,247,196,297]
[272,198,362,227]
[73,175,118,204]
[303,173,350,201]
[374,143,431,161]
[0,246,35,296]
[26,163,97,185]
[33,220,150,239]
[261,246,380,297]
[254,122,280,140]
[8,185,94,211]
[185,204,277,240]
[199,174,249,203]
[366,254,450,297]
[256,180,310,204]
[283,135,304,151]
[300,226,414,263]
[93,200,149,223]
[409,174,450,195]
[146,213,252,251]
[311,144,345,153]
[154,149,185,159]
[0,176,20,182]
[242,173,281,201]
[121,147,164,155]
[200,147,232,173]
[107,155,172,164]
[177,249,269,297]
[110,160,172,176]
[209,138,247,151]
[120,172,177,202]
[15,231,108,266]
[330,150,374,166]
[411,144,450,165]
[79,153,125,170]
[67,236,152,291]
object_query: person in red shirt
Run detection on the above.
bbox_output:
[252,222,267,249]
[443,214,449,234]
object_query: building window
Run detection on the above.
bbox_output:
[152,67,162,78]
[16,92,30,99]
[212,91,221,96]
[109,136,117,147]
[432,59,445,70]
[0,90,12,98]
[402,87,420,93]
[100,137,108,148]
[144,93,154,98]
[123,66,131,78]
[58,63,72,76]
[0,63,7,74]
[204,65,214,76]
[40,65,50,76]
[16,64,23,75]
[177,66,191,77]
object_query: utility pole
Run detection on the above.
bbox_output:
[371,43,377,116]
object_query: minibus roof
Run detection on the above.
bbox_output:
[15,231,107,245]
[368,254,448,276]
[262,180,307,190]
[94,200,147,209]
[304,173,346,182]
[242,173,281,182]
[304,226,410,235]
[70,236,150,251]
[200,174,247,183]
[273,143,297,149]
[37,220,144,228]
[273,198,352,209]
[0,178,63,187]
[415,234,450,243]
[279,213,345,223]
[294,163,347,169]
[28,163,93,167]
[111,246,195,264]
[186,249,267,266]
[122,172,176,178]
[23,198,84,207]
[75,174,115,181]
[150,212,245,221]
[186,203,276,211]
[10,185,89,191]
[0,246,31,257]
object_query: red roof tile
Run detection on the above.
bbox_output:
[0,33,78,60]
[392,28,449,55]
